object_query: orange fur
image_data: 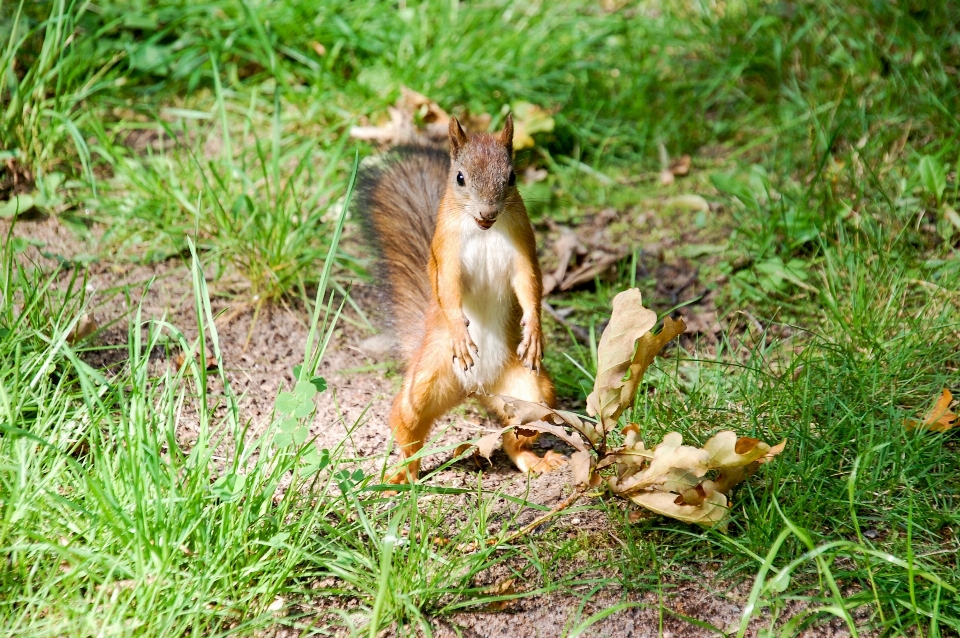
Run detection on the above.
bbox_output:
[357,115,564,483]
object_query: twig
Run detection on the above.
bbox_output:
[442,486,588,554]
[498,486,587,546]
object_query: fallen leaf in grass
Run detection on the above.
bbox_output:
[659,169,675,186]
[310,41,326,56]
[480,578,518,611]
[456,289,783,529]
[905,388,957,432]
[511,101,554,150]
[175,350,218,371]
[545,228,585,294]
[559,249,625,291]
[67,313,98,344]
[629,488,728,527]
[490,395,592,447]
[351,87,490,146]
[400,86,449,126]
[609,432,709,494]
[670,155,692,177]
[703,431,773,469]
[464,396,593,461]
[758,439,787,463]
[585,288,686,435]
[607,429,786,526]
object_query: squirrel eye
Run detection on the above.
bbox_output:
[456,171,465,186]
[508,170,516,186]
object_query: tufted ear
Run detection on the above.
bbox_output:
[449,117,467,159]
[497,113,514,155]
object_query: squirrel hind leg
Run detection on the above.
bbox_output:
[387,344,462,484]
[481,359,566,475]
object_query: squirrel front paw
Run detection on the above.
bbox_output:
[451,324,478,371]
[517,316,543,371]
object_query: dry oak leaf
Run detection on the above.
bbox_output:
[629,488,728,527]
[468,397,589,477]
[510,101,555,150]
[609,430,786,527]
[67,313,98,344]
[351,87,491,146]
[905,388,957,433]
[608,431,708,494]
[585,288,686,435]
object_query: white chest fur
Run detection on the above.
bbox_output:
[455,223,518,391]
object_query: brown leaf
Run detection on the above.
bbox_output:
[475,431,502,462]
[758,439,788,463]
[659,169,675,186]
[669,155,692,177]
[67,313,98,344]
[480,578,518,611]
[712,467,747,494]
[608,432,708,494]
[674,483,707,506]
[570,450,593,486]
[585,288,685,435]
[629,489,728,527]
[511,101,555,150]
[350,87,490,146]
[905,388,957,432]
[176,350,219,372]
[399,86,449,126]
[735,436,761,455]
[702,431,773,469]
[550,228,584,289]
[559,249,623,291]
[491,396,592,451]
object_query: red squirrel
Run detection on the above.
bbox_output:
[357,114,566,483]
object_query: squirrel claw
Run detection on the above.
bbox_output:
[517,326,543,372]
[452,332,477,371]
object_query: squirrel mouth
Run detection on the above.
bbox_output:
[475,218,496,230]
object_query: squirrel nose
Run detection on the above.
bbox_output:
[477,204,499,220]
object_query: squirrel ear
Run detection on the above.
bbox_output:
[498,113,514,154]
[449,117,467,159]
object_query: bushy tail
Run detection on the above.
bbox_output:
[355,145,449,364]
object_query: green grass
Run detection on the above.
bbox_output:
[2,0,959,635]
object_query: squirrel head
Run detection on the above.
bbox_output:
[448,114,517,231]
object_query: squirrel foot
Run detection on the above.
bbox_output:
[513,449,567,474]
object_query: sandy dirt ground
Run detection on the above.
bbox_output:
[4,212,855,638]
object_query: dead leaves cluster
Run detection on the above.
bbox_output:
[606,429,785,526]
[541,215,627,295]
[468,288,786,527]
[349,87,553,153]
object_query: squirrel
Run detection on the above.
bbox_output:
[357,114,567,483]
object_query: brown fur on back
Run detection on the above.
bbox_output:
[356,146,450,363]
